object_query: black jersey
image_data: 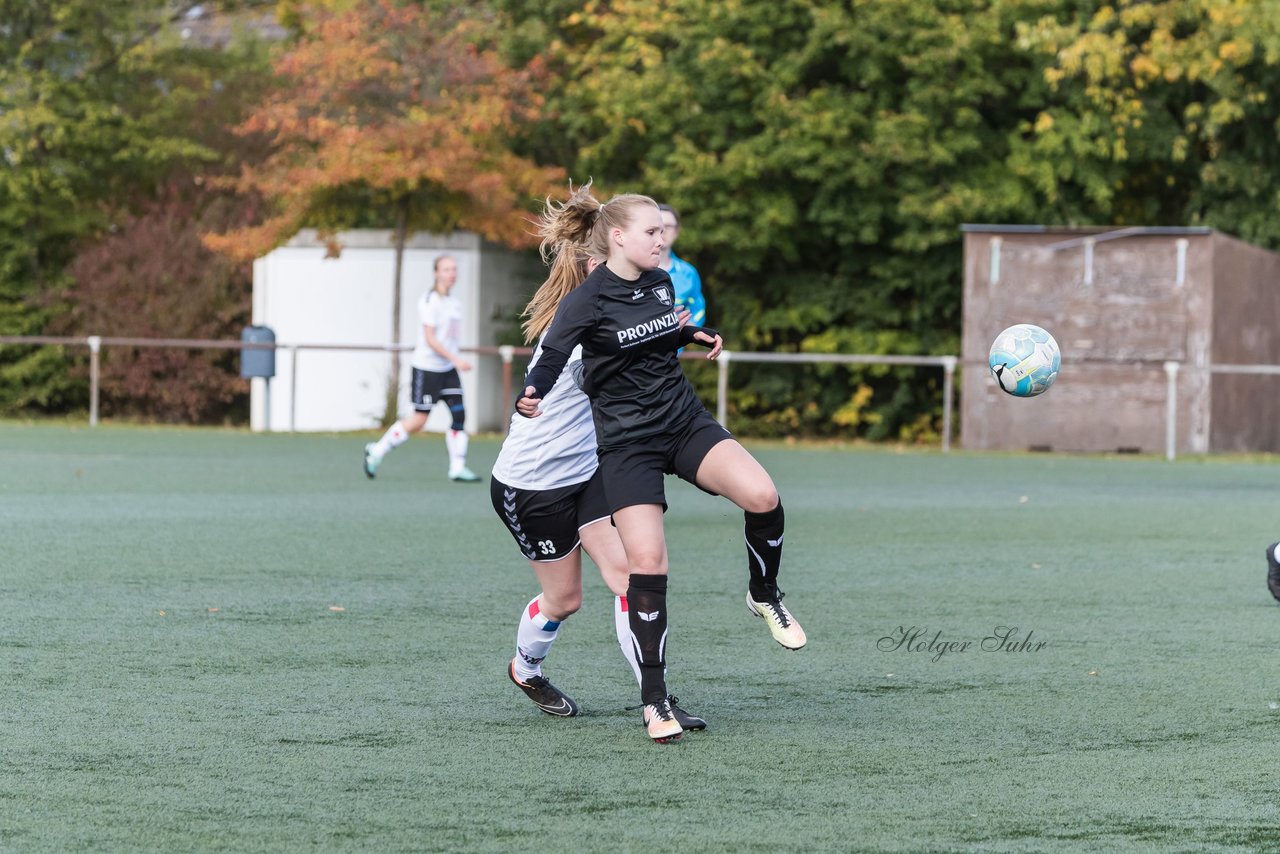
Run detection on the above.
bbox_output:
[523,265,710,449]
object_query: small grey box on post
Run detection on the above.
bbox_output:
[241,325,276,431]
[240,325,276,379]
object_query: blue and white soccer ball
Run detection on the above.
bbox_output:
[988,324,1061,397]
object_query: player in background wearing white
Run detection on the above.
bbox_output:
[364,254,481,483]
[519,183,807,744]
[494,245,705,731]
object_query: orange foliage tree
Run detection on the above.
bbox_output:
[206,1,564,420]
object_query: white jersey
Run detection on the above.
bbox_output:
[412,290,462,372]
[492,341,597,490]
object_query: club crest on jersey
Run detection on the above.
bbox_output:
[653,286,671,306]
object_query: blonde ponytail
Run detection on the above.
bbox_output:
[523,180,659,342]
[522,242,594,342]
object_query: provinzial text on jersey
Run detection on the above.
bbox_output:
[617,311,679,346]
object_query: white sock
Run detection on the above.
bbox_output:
[372,422,410,457]
[446,429,469,472]
[514,596,561,681]
[614,595,642,685]
[1273,543,1280,562]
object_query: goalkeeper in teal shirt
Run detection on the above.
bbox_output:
[658,204,706,329]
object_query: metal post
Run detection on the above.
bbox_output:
[87,336,101,427]
[941,356,957,454]
[499,345,514,436]
[716,350,731,428]
[263,377,272,432]
[289,346,299,434]
[1164,361,1179,461]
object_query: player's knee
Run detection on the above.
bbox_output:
[739,484,779,515]
[627,553,668,575]
[448,403,466,431]
[545,593,581,619]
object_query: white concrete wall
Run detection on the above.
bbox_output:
[250,229,531,433]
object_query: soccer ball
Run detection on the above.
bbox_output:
[988,324,1060,397]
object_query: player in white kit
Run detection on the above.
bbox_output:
[364,255,481,482]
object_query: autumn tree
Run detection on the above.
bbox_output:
[52,181,255,422]
[208,0,565,423]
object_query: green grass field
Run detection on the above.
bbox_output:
[3,423,1278,852]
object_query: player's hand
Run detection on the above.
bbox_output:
[693,330,723,359]
[516,385,543,418]
[675,307,692,328]
[455,358,473,372]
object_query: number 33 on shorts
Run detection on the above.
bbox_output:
[490,479,584,564]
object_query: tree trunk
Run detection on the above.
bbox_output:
[383,196,410,427]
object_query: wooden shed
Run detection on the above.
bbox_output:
[960,225,1280,454]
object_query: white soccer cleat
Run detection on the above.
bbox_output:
[642,698,683,743]
[746,587,807,650]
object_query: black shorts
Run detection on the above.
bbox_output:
[597,410,733,514]
[411,367,462,412]
[490,470,611,563]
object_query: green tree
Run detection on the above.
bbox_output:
[1019,0,1280,246]
[0,0,228,413]
[47,22,273,424]
[505,0,1058,439]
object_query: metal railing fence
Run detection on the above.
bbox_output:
[8,333,1277,458]
[0,334,959,448]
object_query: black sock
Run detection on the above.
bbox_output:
[745,500,784,600]
[626,573,669,705]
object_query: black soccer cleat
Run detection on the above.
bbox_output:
[508,659,579,717]
[666,695,707,731]
[1267,543,1280,603]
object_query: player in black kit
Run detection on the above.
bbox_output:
[518,183,807,744]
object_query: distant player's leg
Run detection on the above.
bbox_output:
[580,499,705,731]
[364,368,433,478]
[1267,542,1280,602]
[442,386,478,481]
[364,410,428,479]
[612,502,683,742]
[691,434,807,650]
